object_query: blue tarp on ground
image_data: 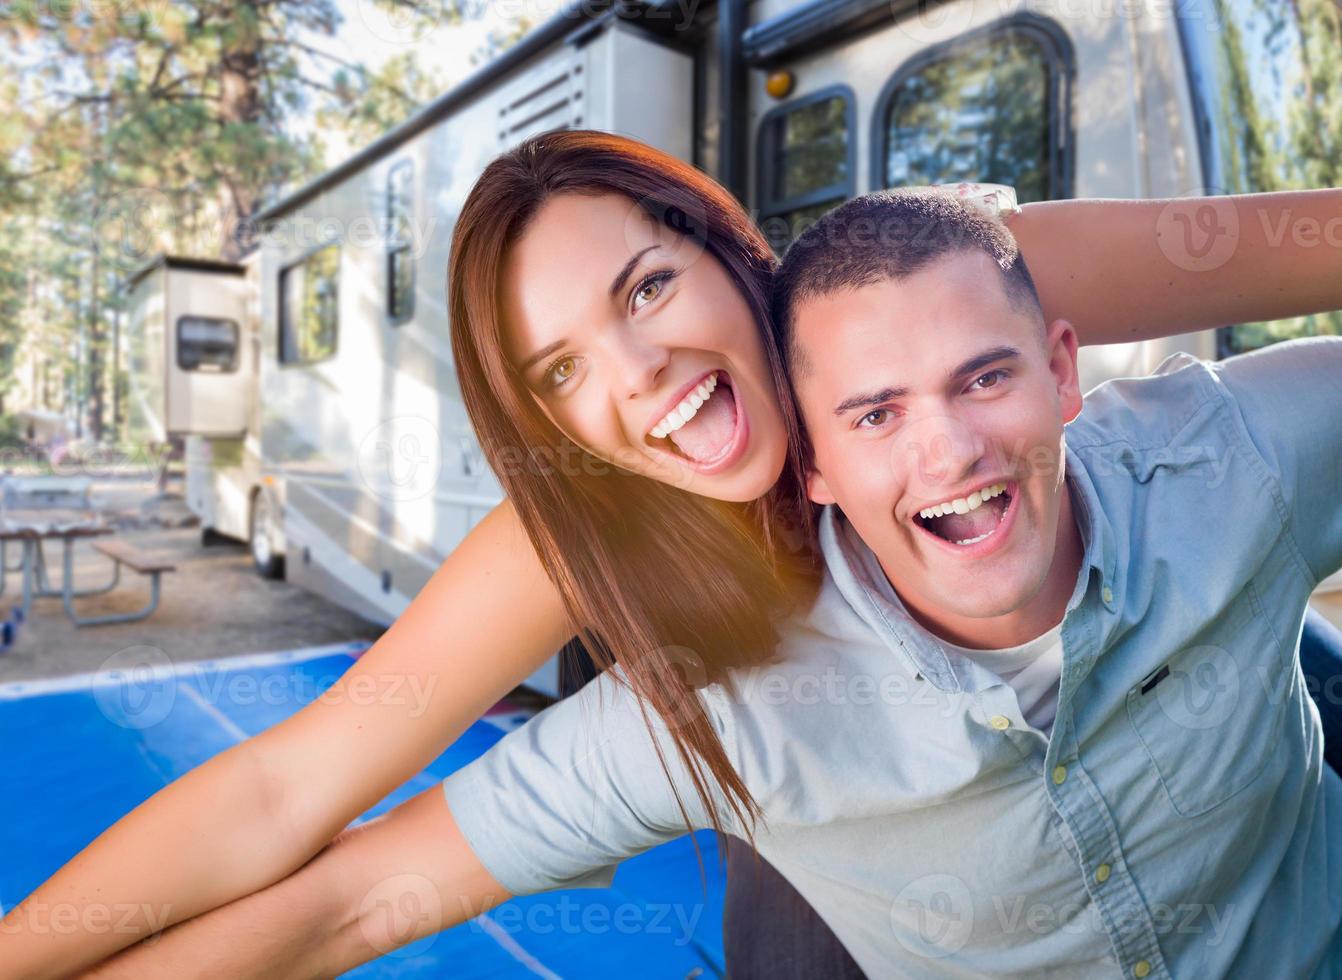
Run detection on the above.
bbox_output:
[0,643,727,978]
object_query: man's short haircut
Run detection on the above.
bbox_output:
[771,188,1044,378]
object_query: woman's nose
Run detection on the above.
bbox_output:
[609,333,671,400]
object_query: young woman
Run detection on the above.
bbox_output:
[6,131,1341,979]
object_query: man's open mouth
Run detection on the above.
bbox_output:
[913,482,1013,547]
[645,371,746,470]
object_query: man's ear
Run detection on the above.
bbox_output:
[1044,318,1083,424]
[807,466,837,506]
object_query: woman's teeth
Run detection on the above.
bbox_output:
[918,482,1007,521]
[649,374,718,439]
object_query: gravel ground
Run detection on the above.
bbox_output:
[0,472,387,685]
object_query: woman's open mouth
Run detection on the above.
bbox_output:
[644,370,750,475]
[911,481,1019,558]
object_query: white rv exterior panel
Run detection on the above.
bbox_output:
[746,0,1216,395]
[126,266,168,445]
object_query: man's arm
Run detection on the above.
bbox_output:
[439,666,726,896]
[80,670,725,977]
[80,784,513,979]
[1010,189,1342,345]
[1211,335,1342,585]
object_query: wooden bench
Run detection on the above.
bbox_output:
[61,538,176,627]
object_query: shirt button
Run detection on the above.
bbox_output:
[1052,765,1068,784]
[989,715,1011,730]
[1133,961,1151,978]
[1102,585,1114,604]
[1095,863,1111,883]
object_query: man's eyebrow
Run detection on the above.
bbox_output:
[609,245,660,299]
[519,338,565,374]
[950,345,1021,382]
[830,345,1022,416]
[834,385,910,416]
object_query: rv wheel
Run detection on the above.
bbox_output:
[250,492,285,580]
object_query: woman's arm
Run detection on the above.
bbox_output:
[78,785,511,980]
[1,500,569,980]
[1008,188,1342,345]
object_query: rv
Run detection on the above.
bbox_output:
[125,0,1341,696]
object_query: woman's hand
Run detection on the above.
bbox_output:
[1009,188,1342,345]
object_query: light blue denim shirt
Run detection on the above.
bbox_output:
[442,337,1342,978]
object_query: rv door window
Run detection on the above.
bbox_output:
[176,316,239,372]
[757,86,856,252]
[876,23,1069,204]
[279,243,339,365]
[386,159,415,324]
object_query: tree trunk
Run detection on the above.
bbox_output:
[218,26,264,261]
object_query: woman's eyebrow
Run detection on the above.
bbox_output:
[609,245,660,298]
[520,338,565,373]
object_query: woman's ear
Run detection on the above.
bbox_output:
[1045,317,1083,424]
[807,467,837,506]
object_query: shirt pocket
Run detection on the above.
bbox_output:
[1123,583,1291,818]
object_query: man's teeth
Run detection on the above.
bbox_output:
[917,482,1008,521]
[649,374,718,439]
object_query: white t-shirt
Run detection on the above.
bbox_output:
[938,624,1063,736]
[871,579,1064,737]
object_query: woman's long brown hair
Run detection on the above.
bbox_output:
[447,130,817,849]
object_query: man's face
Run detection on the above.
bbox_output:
[791,249,1083,638]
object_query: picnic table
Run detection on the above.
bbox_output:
[0,476,175,642]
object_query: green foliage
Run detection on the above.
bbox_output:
[0,0,526,441]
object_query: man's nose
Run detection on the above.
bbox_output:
[607,332,671,400]
[893,410,987,496]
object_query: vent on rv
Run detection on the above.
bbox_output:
[496,53,585,150]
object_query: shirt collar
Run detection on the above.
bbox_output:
[817,441,1116,690]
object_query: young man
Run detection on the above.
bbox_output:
[83,192,1342,978]
[412,190,1342,978]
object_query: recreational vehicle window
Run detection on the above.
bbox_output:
[176,315,239,372]
[757,85,856,252]
[386,158,415,324]
[875,20,1071,204]
[279,243,339,365]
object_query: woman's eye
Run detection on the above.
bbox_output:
[547,356,577,388]
[631,272,671,312]
[972,369,1008,390]
[858,409,891,429]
